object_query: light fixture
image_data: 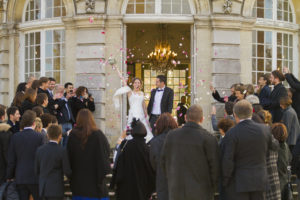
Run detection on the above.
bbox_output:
[147,24,177,72]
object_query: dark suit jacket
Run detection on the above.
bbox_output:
[0,123,12,184]
[258,85,271,110]
[285,73,300,120]
[6,128,44,184]
[56,99,75,124]
[147,87,174,115]
[212,90,236,103]
[266,83,287,123]
[35,142,72,198]
[70,97,95,122]
[20,100,36,116]
[161,122,220,200]
[222,120,276,193]
[38,88,57,115]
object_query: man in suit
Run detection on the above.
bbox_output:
[161,105,220,200]
[222,100,276,200]
[47,77,56,99]
[7,110,44,200]
[35,124,72,200]
[6,106,21,134]
[147,75,174,132]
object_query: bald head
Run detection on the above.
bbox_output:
[233,100,253,121]
[186,104,203,123]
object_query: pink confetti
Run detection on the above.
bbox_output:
[88,77,93,80]
[182,37,184,40]
[101,31,105,34]
[89,16,94,23]
[127,71,131,75]
[179,113,183,117]
[176,106,180,111]
[188,76,191,79]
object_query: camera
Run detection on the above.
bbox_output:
[126,129,132,136]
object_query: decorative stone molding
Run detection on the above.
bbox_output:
[85,0,95,13]
[223,0,232,14]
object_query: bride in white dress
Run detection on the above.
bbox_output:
[113,77,153,143]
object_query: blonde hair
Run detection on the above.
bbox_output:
[34,117,43,133]
[258,110,272,126]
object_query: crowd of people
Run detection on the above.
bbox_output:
[0,66,300,200]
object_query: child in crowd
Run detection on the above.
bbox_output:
[35,124,72,200]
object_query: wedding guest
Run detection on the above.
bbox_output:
[217,118,234,145]
[71,86,95,121]
[271,123,291,199]
[176,96,187,126]
[20,88,37,115]
[111,118,155,200]
[31,80,40,91]
[6,106,20,134]
[38,77,58,115]
[16,82,27,94]
[26,76,36,89]
[67,109,110,200]
[161,105,219,200]
[257,74,271,109]
[34,117,43,134]
[267,70,288,123]
[211,101,234,131]
[32,106,44,118]
[257,110,273,127]
[35,124,71,200]
[222,100,275,200]
[280,96,300,152]
[48,77,56,98]
[0,105,12,184]
[11,92,24,111]
[245,84,260,105]
[210,83,237,103]
[7,110,44,200]
[284,67,300,122]
[149,113,178,200]
[36,93,49,114]
[234,85,246,102]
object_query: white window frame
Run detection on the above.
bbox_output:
[19,0,66,82]
[252,0,299,83]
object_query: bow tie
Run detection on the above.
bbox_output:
[157,89,164,92]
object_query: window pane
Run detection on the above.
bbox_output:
[257,45,264,57]
[126,4,134,13]
[46,59,53,71]
[46,44,53,57]
[36,59,40,72]
[257,31,264,43]
[266,59,272,71]
[54,7,61,17]
[46,31,53,43]
[257,59,264,71]
[277,33,282,45]
[136,4,144,13]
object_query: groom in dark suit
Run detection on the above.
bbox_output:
[147,75,174,133]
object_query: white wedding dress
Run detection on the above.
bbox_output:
[113,86,153,143]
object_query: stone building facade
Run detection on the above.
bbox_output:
[0,0,299,144]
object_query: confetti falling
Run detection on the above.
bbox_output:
[89,16,94,23]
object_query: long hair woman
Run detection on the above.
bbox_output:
[20,88,37,115]
[111,118,155,200]
[70,86,95,121]
[11,91,25,111]
[67,109,110,200]
[149,113,178,200]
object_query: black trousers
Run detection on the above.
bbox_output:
[16,184,40,200]
[149,114,160,134]
[224,181,266,200]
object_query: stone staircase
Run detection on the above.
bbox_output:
[63,154,299,200]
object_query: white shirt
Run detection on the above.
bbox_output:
[24,127,34,130]
[239,118,252,123]
[152,87,165,115]
[49,140,58,144]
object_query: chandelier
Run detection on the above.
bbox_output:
[147,25,177,72]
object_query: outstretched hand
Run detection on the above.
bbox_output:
[283,67,289,74]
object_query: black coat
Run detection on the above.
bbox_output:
[176,103,187,126]
[0,123,12,184]
[35,142,72,198]
[161,122,220,200]
[6,120,19,134]
[267,83,288,123]
[149,131,169,200]
[56,99,75,124]
[70,97,95,122]
[38,88,57,115]
[285,73,300,121]
[291,137,300,178]
[6,128,44,184]
[212,90,236,103]
[67,129,110,198]
[20,99,36,116]
[258,85,271,110]
[112,137,155,200]
[222,120,276,194]
[147,87,174,115]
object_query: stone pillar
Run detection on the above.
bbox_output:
[72,15,107,139]
[104,16,123,145]
[0,25,9,105]
[194,17,213,129]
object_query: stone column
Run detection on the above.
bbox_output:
[104,16,123,145]
[0,25,9,105]
[71,15,107,139]
[194,17,213,129]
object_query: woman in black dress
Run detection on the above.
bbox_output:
[111,118,155,200]
[67,109,110,200]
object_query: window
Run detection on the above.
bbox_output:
[252,31,273,84]
[251,0,296,84]
[252,0,294,22]
[23,0,66,83]
[125,0,191,14]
